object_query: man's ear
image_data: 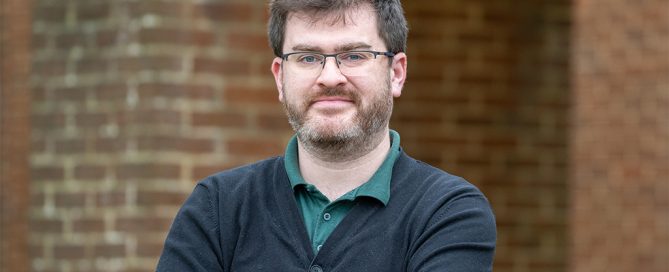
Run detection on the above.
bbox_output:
[389,52,407,98]
[271,57,284,102]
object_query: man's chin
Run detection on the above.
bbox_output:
[298,122,362,143]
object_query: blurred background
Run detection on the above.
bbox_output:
[1,0,667,271]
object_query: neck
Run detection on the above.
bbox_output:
[297,128,391,201]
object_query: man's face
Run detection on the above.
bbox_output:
[271,5,407,149]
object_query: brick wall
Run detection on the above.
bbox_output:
[11,0,666,272]
[1,0,33,271]
[29,0,292,271]
[398,1,570,271]
[27,0,573,271]
[570,0,669,271]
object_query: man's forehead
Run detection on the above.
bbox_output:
[286,3,375,29]
[282,4,383,52]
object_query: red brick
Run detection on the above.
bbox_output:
[394,113,442,126]
[137,83,215,100]
[34,5,66,22]
[31,192,46,207]
[117,109,182,126]
[30,219,63,233]
[29,245,45,259]
[52,86,89,102]
[116,163,180,180]
[223,85,276,104]
[116,217,172,232]
[227,138,283,157]
[117,56,183,73]
[74,164,106,180]
[72,219,104,232]
[54,193,87,208]
[96,30,117,47]
[481,136,517,148]
[256,112,291,131]
[31,166,64,181]
[94,83,127,100]
[137,242,164,257]
[195,2,254,22]
[227,32,269,51]
[31,113,65,130]
[136,191,188,206]
[458,32,496,44]
[55,32,86,49]
[456,114,495,126]
[191,111,247,128]
[456,156,490,167]
[54,139,86,154]
[93,138,127,153]
[32,33,48,49]
[94,244,125,258]
[193,58,251,76]
[75,112,108,128]
[53,244,86,260]
[128,1,190,18]
[95,191,126,207]
[458,72,498,85]
[137,136,214,153]
[76,58,108,74]
[77,2,110,21]
[138,28,215,47]
[93,244,126,258]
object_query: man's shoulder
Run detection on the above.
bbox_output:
[393,152,486,199]
[394,152,468,185]
[196,156,286,192]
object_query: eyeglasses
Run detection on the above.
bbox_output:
[281,50,395,78]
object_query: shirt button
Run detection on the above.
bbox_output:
[317,244,323,251]
[309,265,323,272]
[323,213,331,221]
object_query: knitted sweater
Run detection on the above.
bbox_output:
[157,151,496,271]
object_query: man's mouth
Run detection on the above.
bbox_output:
[310,96,355,109]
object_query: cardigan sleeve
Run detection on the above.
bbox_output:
[156,183,224,272]
[407,191,497,272]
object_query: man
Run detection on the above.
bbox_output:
[157,0,496,271]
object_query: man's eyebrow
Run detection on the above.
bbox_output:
[290,42,372,53]
[335,42,372,52]
[291,44,322,52]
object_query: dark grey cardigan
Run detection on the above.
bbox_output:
[157,152,496,271]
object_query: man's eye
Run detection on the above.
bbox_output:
[340,53,368,62]
[297,55,321,64]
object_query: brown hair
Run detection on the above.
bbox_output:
[268,0,408,56]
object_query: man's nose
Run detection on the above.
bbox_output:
[316,57,347,87]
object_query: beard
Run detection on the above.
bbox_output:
[281,79,393,159]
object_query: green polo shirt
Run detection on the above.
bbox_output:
[284,130,401,254]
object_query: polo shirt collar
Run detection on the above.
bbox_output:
[284,130,401,205]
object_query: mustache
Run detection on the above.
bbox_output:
[305,88,360,105]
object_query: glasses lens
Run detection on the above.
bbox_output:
[288,53,323,68]
[285,53,322,78]
[337,51,375,77]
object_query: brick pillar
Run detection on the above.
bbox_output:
[570,0,669,271]
[0,0,32,271]
[29,0,291,271]
[399,1,570,271]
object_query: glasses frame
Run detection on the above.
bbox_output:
[281,50,396,72]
